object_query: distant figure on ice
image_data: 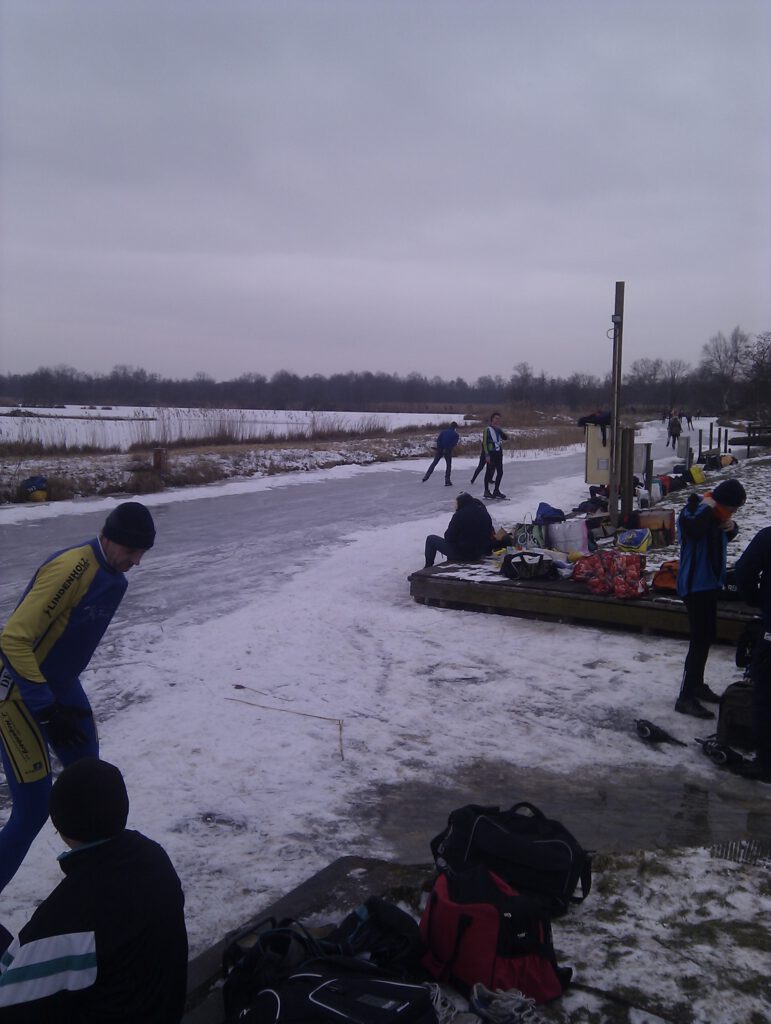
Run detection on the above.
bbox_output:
[422,422,460,487]
[482,412,508,500]
[0,502,156,893]
[424,492,494,567]
[667,412,682,450]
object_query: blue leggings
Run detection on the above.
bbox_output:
[0,681,98,893]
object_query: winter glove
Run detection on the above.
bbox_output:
[37,702,92,748]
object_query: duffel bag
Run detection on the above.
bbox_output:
[429,802,591,916]
[501,551,556,582]
[651,559,678,593]
[420,865,570,1004]
[244,958,437,1024]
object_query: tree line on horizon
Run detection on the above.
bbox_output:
[2,326,768,419]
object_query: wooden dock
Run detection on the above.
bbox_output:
[407,562,759,644]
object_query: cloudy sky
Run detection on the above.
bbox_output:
[0,1,768,384]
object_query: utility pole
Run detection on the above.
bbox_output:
[607,281,624,526]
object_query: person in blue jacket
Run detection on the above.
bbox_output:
[422,422,460,486]
[734,525,771,782]
[675,478,746,719]
[0,502,156,893]
[424,492,494,567]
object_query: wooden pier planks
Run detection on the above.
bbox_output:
[408,564,759,643]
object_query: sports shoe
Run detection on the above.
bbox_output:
[492,491,507,500]
[484,490,494,499]
[445,480,453,486]
[422,982,481,1024]
[674,697,714,720]
[470,982,547,1023]
[694,684,721,704]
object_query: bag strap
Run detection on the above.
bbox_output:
[509,801,546,820]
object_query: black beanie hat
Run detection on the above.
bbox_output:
[102,502,155,549]
[49,758,129,842]
[712,479,746,509]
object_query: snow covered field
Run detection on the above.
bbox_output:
[0,405,462,450]
[1,418,769,1021]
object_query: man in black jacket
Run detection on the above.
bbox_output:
[734,526,771,782]
[0,758,188,1021]
[424,492,494,567]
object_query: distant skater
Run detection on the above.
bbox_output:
[482,412,508,499]
[423,422,460,487]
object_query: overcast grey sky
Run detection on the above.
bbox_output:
[0,1,768,384]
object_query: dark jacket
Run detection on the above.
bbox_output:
[445,495,494,559]
[0,830,188,1022]
[676,494,738,597]
[435,427,459,450]
[734,526,771,631]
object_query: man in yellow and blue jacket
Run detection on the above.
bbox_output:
[0,502,156,892]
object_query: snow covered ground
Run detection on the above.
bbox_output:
[1,418,769,1022]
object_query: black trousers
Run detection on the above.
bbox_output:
[483,451,503,493]
[750,637,771,773]
[424,448,453,483]
[679,589,719,699]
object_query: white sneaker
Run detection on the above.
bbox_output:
[422,982,482,1024]
[469,982,547,1024]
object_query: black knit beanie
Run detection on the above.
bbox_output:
[49,758,129,842]
[102,502,155,549]
[712,479,746,509]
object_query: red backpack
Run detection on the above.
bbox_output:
[419,865,571,1004]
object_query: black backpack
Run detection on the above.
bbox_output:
[716,681,756,751]
[323,897,425,978]
[430,802,592,917]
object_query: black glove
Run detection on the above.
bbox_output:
[37,703,92,748]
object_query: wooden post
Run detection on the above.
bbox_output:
[709,422,714,449]
[608,281,624,527]
[697,429,703,461]
[153,448,167,474]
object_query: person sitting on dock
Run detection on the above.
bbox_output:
[674,478,746,719]
[424,492,494,567]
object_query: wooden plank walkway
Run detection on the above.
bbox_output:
[407,562,760,644]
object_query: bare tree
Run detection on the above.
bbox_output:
[662,359,691,408]
[699,326,750,413]
[744,331,771,420]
